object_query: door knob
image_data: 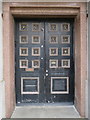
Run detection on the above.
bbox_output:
[46,74,48,76]
[46,70,48,72]
[41,45,43,48]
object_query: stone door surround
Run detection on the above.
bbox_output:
[3,2,87,118]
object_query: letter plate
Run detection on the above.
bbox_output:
[25,68,34,72]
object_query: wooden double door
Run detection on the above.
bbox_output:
[15,18,74,104]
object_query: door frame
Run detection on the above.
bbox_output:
[3,2,87,118]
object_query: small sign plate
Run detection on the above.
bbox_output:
[25,68,34,72]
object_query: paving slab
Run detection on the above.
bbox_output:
[11,105,81,118]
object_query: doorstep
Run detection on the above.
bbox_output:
[11,105,81,118]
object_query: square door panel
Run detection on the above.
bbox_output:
[20,35,28,44]
[51,77,69,94]
[32,47,40,56]
[32,23,41,31]
[62,47,70,56]
[61,35,70,44]
[49,36,58,44]
[20,47,28,56]
[61,23,70,32]
[49,59,58,68]
[61,59,70,68]
[20,60,28,68]
[49,23,58,31]
[32,36,40,44]
[32,60,40,68]
[49,48,58,56]
[20,23,28,31]
[21,77,39,94]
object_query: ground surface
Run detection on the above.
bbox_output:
[11,105,80,118]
